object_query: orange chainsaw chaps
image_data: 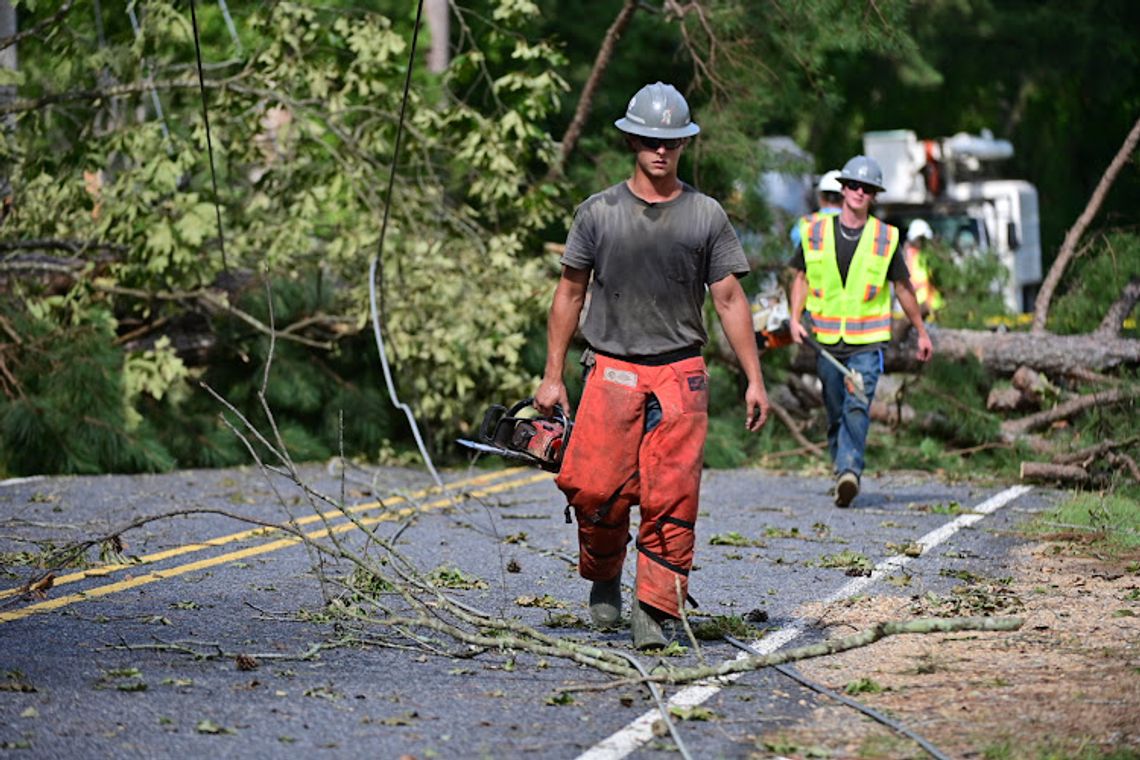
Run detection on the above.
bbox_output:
[556,354,708,619]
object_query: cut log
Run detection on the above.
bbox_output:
[1020,461,1089,483]
[987,386,1029,412]
[1001,386,1140,440]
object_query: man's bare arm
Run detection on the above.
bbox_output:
[535,266,590,415]
[894,278,934,362]
[710,275,770,431]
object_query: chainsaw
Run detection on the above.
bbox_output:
[457,398,572,472]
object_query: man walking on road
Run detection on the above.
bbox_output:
[788,155,933,507]
[534,82,770,649]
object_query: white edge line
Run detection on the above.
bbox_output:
[576,484,1033,760]
[0,476,47,487]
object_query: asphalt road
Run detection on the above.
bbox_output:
[0,462,1061,759]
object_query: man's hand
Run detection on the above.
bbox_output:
[745,380,770,432]
[789,318,809,345]
[915,330,934,362]
[534,378,570,418]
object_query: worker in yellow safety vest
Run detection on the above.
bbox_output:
[898,218,944,317]
[788,155,933,507]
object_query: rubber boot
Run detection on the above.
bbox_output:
[630,601,674,650]
[588,577,623,627]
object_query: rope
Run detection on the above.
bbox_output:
[367,0,442,487]
[724,635,952,760]
[187,0,228,272]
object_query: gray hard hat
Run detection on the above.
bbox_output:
[614,82,700,139]
[838,155,886,192]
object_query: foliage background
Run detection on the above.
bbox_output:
[0,0,1137,477]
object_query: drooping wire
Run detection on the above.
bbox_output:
[188,0,228,272]
[724,635,952,760]
[368,0,443,487]
[215,0,242,55]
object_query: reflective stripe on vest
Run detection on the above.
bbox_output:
[802,215,898,345]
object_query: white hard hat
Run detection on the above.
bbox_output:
[907,219,934,241]
[817,170,843,194]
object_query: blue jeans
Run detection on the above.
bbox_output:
[817,348,882,478]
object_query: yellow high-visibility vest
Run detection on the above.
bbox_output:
[903,242,944,312]
[799,214,899,345]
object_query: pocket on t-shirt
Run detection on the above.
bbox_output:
[665,243,707,283]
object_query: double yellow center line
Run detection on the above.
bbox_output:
[0,467,552,624]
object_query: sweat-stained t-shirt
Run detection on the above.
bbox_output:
[560,181,750,361]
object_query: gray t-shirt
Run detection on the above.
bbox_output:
[561,181,749,360]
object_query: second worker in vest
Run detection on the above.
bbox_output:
[788,155,934,507]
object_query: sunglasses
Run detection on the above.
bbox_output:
[843,181,879,195]
[636,136,685,151]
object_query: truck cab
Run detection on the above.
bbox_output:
[864,129,1042,313]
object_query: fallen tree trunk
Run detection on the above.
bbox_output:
[881,327,1140,376]
[782,327,1140,377]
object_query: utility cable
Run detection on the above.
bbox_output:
[611,650,695,760]
[215,0,243,55]
[367,0,442,487]
[723,635,951,760]
[186,0,439,481]
[188,0,228,272]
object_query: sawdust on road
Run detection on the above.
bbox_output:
[755,541,1140,759]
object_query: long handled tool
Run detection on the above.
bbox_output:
[798,329,869,405]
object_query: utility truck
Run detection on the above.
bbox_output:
[862,129,1042,313]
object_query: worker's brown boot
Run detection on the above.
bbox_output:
[835,471,859,508]
[588,577,623,627]
[630,601,675,650]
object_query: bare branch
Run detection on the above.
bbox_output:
[770,399,825,458]
[0,1,74,53]
[91,282,342,350]
[0,71,253,116]
[1001,385,1140,440]
[1096,277,1140,337]
[552,0,639,173]
[1032,115,1140,333]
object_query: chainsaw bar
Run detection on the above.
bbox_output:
[456,438,560,471]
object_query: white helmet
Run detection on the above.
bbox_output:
[817,170,843,194]
[907,219,934,241]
